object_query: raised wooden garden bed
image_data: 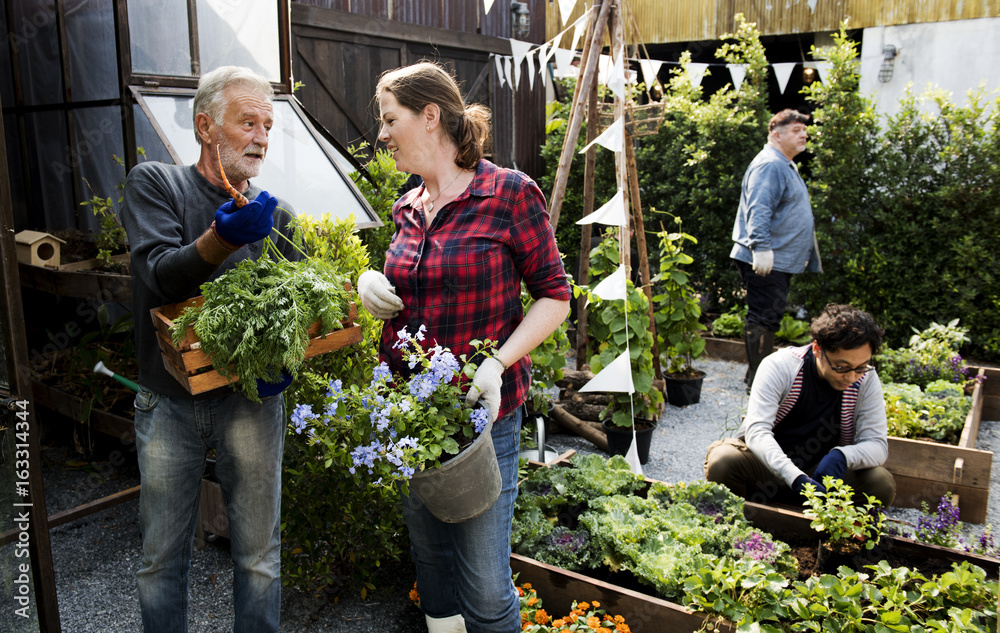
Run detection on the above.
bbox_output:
[701,335,747,363]
[512,464,1000,633]
[149,294,361,395]
[886,368,991,522]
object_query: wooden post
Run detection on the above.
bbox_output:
[624,124,662,380]
[547,0,612,229]
[574,39,601,370]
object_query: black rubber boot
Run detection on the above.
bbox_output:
[744,324,775,393]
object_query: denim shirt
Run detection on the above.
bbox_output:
[730,144,822,274]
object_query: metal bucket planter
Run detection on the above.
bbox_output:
[410,420,501,523]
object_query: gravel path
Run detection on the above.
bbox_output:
[28,357,1000,632]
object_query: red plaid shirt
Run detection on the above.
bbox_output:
[380,159,571,420]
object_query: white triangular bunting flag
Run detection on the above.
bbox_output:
[576,190,627,226]
[686,63,708,87]
[624,433,643,475]
[590,264,628,301]
[510,39,531,90]
[580,115,623,154]
[553,47,575,78]
[525,50,536,90]
[639,59,662,89]
[503,56,513,90]
[607,48,626,101]
[728,63,747,91]
[571,17,587,52]
[495,55,506,88]
[484,0,495,14]
[808,0,818,12]
[558,0,577,26]
[772,62,796,94]
[537,42,551,71]
[579,350,635,393]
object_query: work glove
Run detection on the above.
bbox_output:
[214,190,277,246]
[466,357,504,424]
[751,249,774,276]
[792,474,826,498]
[256,368,293,398]
[813,449,847,482]
[358,270,403,320]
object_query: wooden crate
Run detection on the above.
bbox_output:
[513,464,999,633]
[149,294,361,395]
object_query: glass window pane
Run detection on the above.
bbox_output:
[11,0,63,106]
[139,94,376,224]
[74,107,125,235]
[128,0,192,76]
[66,0,120,101]
[133,104,176,165]
[196,0,280,82]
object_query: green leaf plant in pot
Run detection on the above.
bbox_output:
[583,233,664,464]
[653,217,707,407]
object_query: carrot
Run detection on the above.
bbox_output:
[216,146,249,208]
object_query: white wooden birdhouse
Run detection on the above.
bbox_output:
[14,230,65,268]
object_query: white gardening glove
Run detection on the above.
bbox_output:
[465,357,504,423]
[751,249,774,276]
[358,270,403,320]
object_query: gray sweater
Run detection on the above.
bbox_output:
[738,345,889,486]
[120,162,301,400]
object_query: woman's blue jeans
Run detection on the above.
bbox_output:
[402,407,522,633]
[133,388,284,633]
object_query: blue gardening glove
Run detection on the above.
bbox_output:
[256,369,293,399]
[813,449,847,482]
[465,357,504,423]
[792,474,826,497]
[214,190,277,246]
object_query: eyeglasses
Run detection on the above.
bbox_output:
[820,348,874,375]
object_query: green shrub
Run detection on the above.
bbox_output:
[280,215,409,596]
[710,306,746,338]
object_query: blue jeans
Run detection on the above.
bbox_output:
[403,408,522,633]
[134,388,284,633]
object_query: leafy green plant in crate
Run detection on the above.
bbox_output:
[883,381,972,444]
[581,233,663,427]
[652,217,706,378]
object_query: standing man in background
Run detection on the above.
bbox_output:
[730,109,822,392]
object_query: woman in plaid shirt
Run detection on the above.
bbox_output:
[359,62,571,633]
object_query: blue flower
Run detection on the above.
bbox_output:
[326,379,343,397]
[290,404,319,434]
[471,407,490,435]
[372,362,391,384]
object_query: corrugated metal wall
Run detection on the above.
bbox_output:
[547,0,1000,44]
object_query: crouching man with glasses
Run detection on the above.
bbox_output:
[705,303,895,507]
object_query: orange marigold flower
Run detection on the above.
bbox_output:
[614,615,625,623]
[523,583,533,590]
[527,596,538,607]
[616,624,631,633]
[517,587,524,597]
[577,601,591,612]
[587,616,601,629]
[597,628,612,633]
[592,601,601,609]
[534,609,550,625]
[552,619,565,627]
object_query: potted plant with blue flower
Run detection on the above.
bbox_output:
[290,324,498,523]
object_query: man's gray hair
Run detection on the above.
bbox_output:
[192,66,274,145]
